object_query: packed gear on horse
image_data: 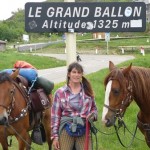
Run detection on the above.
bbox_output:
[0,71,53,149]
[0,61,54,146]
[14,60,37,70]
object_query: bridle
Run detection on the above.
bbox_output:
[0,85,16,117]
[0,80,34,149]
[104,78,139,148]
[106,78,150,144]
[0,81,30,125]
[104,78,133,120]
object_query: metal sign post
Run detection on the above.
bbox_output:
[105,32,110,54]
[64,0,76,66]
[65,31,76,66]
[106,41,108,54]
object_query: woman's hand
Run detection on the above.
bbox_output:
[86,112,95,121]
[52,139,60,150]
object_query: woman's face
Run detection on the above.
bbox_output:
[68,68,83,83]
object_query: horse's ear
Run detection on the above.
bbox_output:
[10,69,19,79]
[122,63,132,77]
[109,61,116,71]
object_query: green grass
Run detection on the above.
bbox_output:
[0,50,66,70]
[26,36,150,55]
[1,48,150,149]
[7,54,150,150]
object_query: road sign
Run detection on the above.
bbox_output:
[105,32,110,42]
[25,2,146,33]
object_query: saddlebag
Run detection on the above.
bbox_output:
[30,88,50,112]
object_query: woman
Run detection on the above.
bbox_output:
[51,62,98,150]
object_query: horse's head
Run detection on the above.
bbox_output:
[0,70,19,125]
[102,61,133,127]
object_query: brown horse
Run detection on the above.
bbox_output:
[0,70,52,150]
[102,61,150,148]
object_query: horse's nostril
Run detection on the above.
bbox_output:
[3,117,8,125]
[0,116,8,125]
[105,119,112,127]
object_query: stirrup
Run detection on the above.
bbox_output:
[31,126,43,145]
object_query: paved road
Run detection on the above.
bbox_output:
[37,54,134,84]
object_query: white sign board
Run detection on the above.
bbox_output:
[23,34,29,42]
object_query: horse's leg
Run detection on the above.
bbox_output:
[16,132,31,150]
[0,128,9,150]
[42,108,52,150]
[0,137,8,150]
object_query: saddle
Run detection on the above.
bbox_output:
[15,75,51,113]
[15,75,51,145]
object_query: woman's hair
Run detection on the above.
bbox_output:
[67,62,94,98]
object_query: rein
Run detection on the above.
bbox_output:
[114,119,138,148]
[7,124,34,150]
[88,119,116,150]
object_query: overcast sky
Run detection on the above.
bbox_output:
[0,0,44,20]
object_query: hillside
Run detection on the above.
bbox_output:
[0,0,149,43]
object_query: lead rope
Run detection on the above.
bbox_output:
[88,119,98,150]
[8,124,34,150]
[114,119,138,148]
[84,119,90,150]
[4,126,12,147]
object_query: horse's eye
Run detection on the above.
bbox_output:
[10,88,15,94]
[112,88,120,95]
[10,90,13,94]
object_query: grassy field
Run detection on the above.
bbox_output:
[3,54,150,150]
[0,38,150,149]
[30,37,150,55]
[8,33,150,55]
[0,50,66,70]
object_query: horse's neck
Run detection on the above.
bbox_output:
[133,93,149,114]
[129,71,150,114]
[138,111,150,124]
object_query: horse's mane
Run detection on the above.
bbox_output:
[104,66,150,106]
[0,72,12,84]
[128,66,150,105]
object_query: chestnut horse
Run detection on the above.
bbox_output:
[0,70,52,150]
[102,61,150,148]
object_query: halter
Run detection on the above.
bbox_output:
[104,78,133,120]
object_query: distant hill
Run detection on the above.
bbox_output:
[0,0,148,42]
